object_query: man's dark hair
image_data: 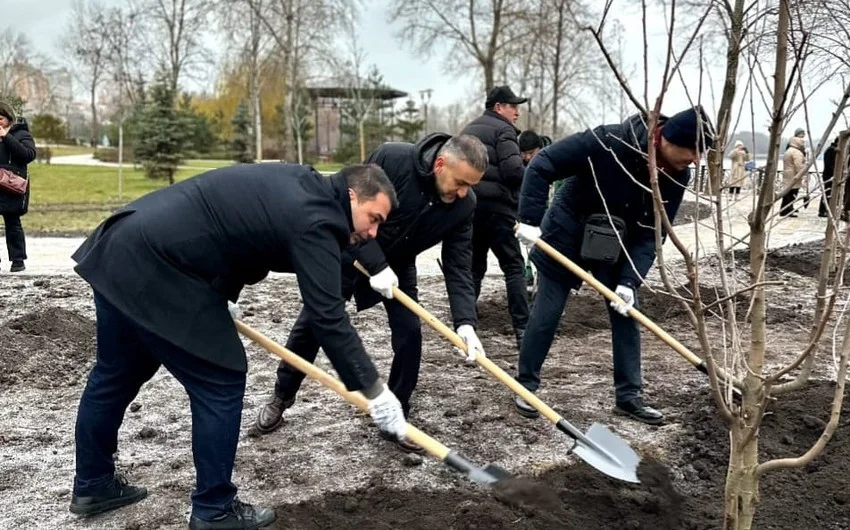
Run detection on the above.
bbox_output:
[437,134,488,172]
[341,163,399,209]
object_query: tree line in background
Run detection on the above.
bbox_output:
[0,0,628,181]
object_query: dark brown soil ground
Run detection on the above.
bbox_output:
[0,257,845,529]
[673,200,713,227]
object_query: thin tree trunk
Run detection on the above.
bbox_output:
[726,2,790,528]
[359,119,366,161]
[90,80,99,147]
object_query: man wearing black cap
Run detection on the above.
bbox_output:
[460,85,530,349]
[512,107,715,425]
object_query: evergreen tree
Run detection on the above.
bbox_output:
[231,101,254,163]
[395,99,424,143]
[134,72,187,184]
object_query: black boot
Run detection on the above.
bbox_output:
[10,261,24,272]
[69,474,147,517]
[189,499,276,530]
[613,397,664,425]
[513,394,540,419]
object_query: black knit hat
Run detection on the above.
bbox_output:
[661,105,715,151]
[518,130,543,152]
[0,101,15,123]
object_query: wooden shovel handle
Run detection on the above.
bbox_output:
[234,320,449,459]
[533,238,741,386]
[353,261,565,426]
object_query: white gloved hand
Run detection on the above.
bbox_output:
[515,223,542,248]
[369,266,398,299]
[227,301,242,319]
[367,385,407,440]
[456,324,485,363]
[610,284,635,316]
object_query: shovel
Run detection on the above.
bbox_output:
[354,262,640,484]
[234,320,512,486]
[532,237,742,398]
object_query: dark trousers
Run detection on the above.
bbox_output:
[780,189,799,216]
[516,268,642,403]
[819,177,850,217]
[275,263,422,417]
[471,210,529,334]
[74,292,246,520]
[2,214,26,262]
[728,187,741,196]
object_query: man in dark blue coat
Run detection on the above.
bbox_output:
[68,163,407,529]
[256,134,488,453]
[513,107,715,425]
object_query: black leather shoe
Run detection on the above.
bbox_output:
[255,395,294,434]
[69,474,147,517]
[189,499,276,530]
[613,397,664,425]
[10,261,24,272]
[513,394,540,419]
[378,429,426,454]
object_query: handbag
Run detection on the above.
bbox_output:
[580,213,627,264]
[0,153,28,195]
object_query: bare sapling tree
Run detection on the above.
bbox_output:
[576,0,850,528]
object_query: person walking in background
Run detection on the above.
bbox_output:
[0,101,36,272]
[728,140,748,199]
[461,85,530,349]
[780,128,807,218]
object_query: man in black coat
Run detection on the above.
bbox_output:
[819,137,850,218]
[256,133,488,453]
[69,163,407,529]
[513,107,715,425]
[0,101,36,272]
[461,85,530,348]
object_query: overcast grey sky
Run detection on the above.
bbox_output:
[5,0,848,142]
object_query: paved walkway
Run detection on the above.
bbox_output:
[5,188,831,278]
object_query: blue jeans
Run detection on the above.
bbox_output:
[516,268,642,403]
[74,292,246,520]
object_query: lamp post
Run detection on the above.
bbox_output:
[419,88,433,134]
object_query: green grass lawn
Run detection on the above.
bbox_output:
[24,164,206,234]
[21,161,345,234]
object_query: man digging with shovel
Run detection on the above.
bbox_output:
[69,163,407,529]
[256,133,488,454]
[513,106,715,425]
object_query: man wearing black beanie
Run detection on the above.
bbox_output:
[512,107,714,425]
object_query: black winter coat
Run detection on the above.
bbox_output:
[72,164,379,392]
[0,120,36,215]
[354,133,477,328]
[460,110,524,216]
[519,113,690,289]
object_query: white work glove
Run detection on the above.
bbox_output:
[369,266,398,299]
[367,385,407,440]
[456,324,485,363]
[227,301,242,319]
[610,284,635,316]
[515,223,542,248]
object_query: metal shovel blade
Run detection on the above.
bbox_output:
[558,420,641,484]
[445,451,513,485]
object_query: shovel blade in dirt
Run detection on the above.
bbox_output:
[445,451,513,485]
[557,420,640,483]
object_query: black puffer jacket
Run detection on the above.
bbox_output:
[353,133,477,328]
[460,110,524,216]
[0,120,36,215]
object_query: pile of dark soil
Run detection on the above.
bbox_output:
[273,382,850,529]
[673,200,713,226]
[0,307,96,388]
[272,457,697,530]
